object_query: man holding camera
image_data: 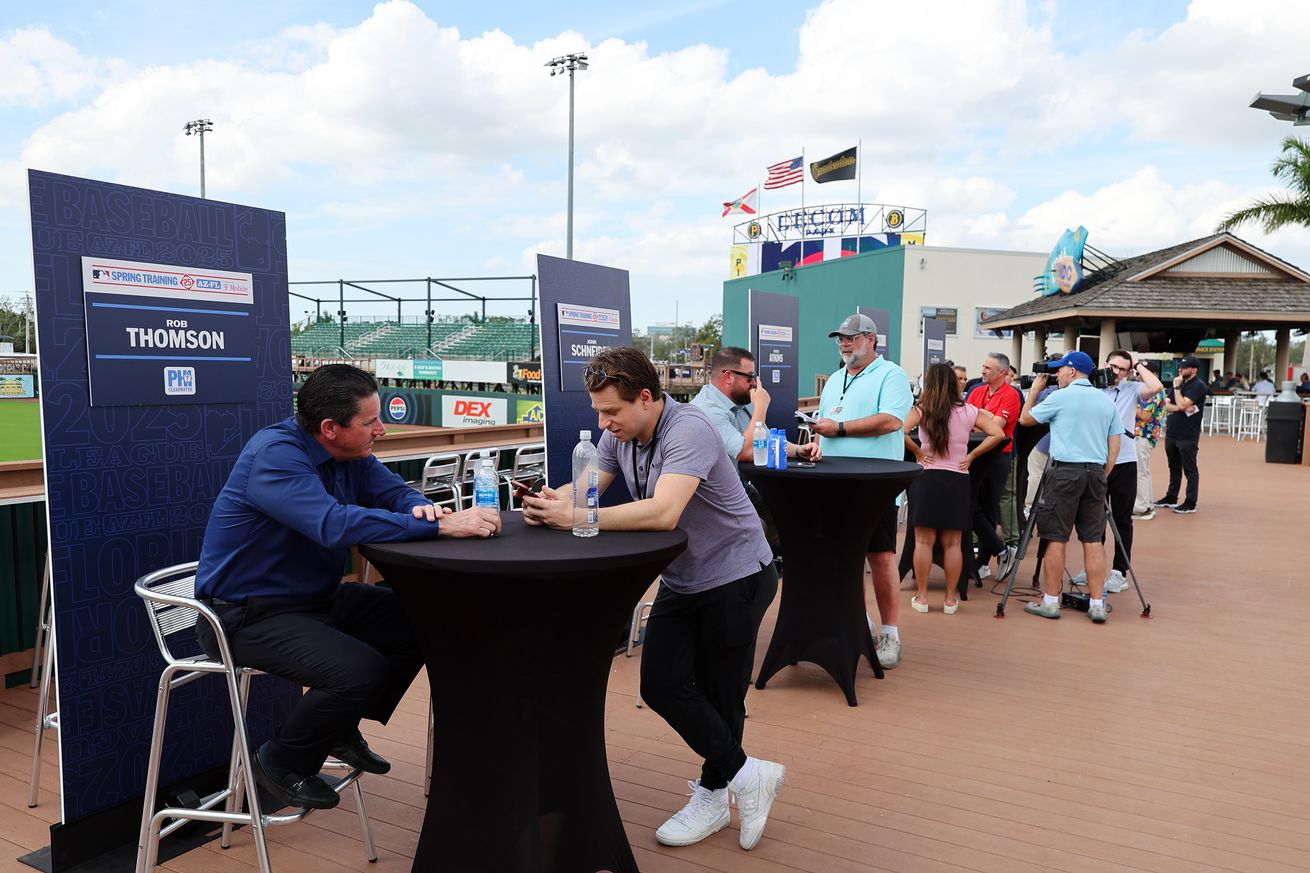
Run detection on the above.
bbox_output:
[1070,350,1163,593]
[1018,351,1121,623]
[1156,355,1208,514]
[965,353,1023,579]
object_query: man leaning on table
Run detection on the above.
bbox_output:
[811,313,914,669]
[194,364,501,811]
[1018,351,1121,623]
[522,345,786,852]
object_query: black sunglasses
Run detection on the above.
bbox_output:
[583,363,631,388]
[725,367,758,383]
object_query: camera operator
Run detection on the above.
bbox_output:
[1070,350,1163,593]
[1018,351,1122,623]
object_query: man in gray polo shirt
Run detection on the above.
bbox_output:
[523,346,785,853]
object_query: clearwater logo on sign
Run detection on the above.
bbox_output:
[388,396,408,421]
[163,366,195,395]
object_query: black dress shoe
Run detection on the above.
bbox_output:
[329,729,391,775]
[253,743,340,810]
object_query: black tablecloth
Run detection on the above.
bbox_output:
[898,432,1010,599]
[362,514,687,873]
[741,457,921,706]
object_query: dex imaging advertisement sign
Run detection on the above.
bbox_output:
[81,256,257,405]
[443,395,507,427]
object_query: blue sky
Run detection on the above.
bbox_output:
[2,0,1307,332]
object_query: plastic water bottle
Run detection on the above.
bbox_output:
[473,458,500,509]
[572,430,599,538]
[752,421,769,466]
[775,429,788,470]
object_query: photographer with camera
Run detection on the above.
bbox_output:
[1018,351,1122,623]
[1155,355,1208,514]
[1069,350,1163,593]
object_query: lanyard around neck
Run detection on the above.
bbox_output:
[631,435,658,500]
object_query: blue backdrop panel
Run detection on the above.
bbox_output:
[923,316,948,377]
[748,290,800,441]
[536,255,632,497]
[858,306,892,362]
[29,170,298,824]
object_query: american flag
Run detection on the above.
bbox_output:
[764,155,803,190]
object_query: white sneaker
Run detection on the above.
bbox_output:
[730,759,786,850]
[996,545,1018,578]
[655,780,730,847]
[977,564,992,580]
[1103,570,1129,594]
[875,633,901,669]
[1071,569,1088,586]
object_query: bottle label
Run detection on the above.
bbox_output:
[586,485,599,524]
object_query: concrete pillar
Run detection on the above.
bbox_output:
[1275,327,1291,383]
[1033,327,1047,363]
[1098,317,1117,367]
[1011,331,1024,375]
[1223,331,1240,377]
[1063,322,1078,353]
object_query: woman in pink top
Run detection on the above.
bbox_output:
[903,363,1005,613]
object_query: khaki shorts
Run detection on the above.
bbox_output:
[1035,462,1106,543]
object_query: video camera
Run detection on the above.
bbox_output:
[1021,357,1113,390]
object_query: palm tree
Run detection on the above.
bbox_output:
[1218,136,1310,233]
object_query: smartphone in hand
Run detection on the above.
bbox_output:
[512,475,545,496]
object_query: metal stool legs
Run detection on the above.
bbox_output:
[424,699,435,798]
[28,614,58,807]
[30,554,51,688]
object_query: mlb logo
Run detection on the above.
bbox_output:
[164,366,196,396]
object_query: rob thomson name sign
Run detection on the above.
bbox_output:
[81,256,257,406]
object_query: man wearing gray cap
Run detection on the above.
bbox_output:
[813,313,914,667]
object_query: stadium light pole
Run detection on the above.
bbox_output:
[183,119,214,198]
[545,52,589,259]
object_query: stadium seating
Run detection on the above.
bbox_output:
[292,320,539,361]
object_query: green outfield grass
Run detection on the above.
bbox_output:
[0,400,42,462]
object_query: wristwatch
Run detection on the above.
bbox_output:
[837,421,846,437]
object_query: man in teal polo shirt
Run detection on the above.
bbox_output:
[1018,351,1121,623]
[813,313,914,667]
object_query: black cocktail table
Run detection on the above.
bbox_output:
[362,514,686,873]
[741,457,921,706]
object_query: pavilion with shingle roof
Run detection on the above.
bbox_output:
[982,232,1310,379]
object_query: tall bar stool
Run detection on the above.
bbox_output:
[28,554,58,807]
[1207,395,1235,435]
[134,562,377,873]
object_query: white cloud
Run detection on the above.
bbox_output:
[0,27,116,107]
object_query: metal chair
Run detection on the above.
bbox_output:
[28,554,57,808]
[1235,396,1266,441]
[134,562,377,873]
[1207,395,1235,436]
[419,453,464,510]
[501,443,546,510]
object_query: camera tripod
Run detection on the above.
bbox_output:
[995,467,1152,618]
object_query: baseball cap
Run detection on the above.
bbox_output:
[1178,355,1202,370]
[829,313,877,337]
[1045,350,1095,374]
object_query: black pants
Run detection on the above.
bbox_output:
[972,452,1010,564]
[1163,437,1200,507]
[1105,461,1136,574]
[639,563,778,791]
[197,583,422,777]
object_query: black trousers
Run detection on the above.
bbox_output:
[197,583,423,777]
[639,563,778,791]
[971,452,1010,564]
[1105,461,1136,574]
[1163,437,1200,507]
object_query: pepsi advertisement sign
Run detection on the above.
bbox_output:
[81,256,257,406]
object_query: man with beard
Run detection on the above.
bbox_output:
[812,314,914,668]
[690,346,820,463]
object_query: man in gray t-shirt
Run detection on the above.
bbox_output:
[522,346,785,853]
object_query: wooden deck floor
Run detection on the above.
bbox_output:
[3,435,1309,872]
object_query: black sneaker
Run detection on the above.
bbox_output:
[253,743,340,810]
[1152,497,1178,507]
[1172,504,1197,514]
[329,728,391,775]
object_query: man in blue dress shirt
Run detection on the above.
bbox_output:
[195,364,500,810]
